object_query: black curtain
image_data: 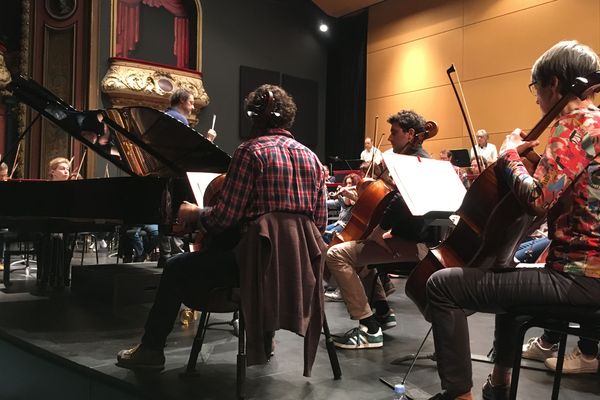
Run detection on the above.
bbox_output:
[325,10,367,164]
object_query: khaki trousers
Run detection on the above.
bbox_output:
[326,237,425,320]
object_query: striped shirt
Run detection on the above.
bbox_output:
[498,105,600,278]
[202,129,327,233]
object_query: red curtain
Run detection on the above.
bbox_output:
[116,0,191,68]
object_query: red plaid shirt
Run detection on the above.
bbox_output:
[202,129,327,233]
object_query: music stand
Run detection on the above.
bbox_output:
[450,148,470,167]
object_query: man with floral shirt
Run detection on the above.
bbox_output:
[426,41,600,400]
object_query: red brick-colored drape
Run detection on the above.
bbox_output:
[115,0,190,68]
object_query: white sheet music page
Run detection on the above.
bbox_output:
[382,152,466,216]
[186,172,222,208]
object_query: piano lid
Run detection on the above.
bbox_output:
[8,75,231,177]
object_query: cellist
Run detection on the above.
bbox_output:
[329,110,431,350]
[426,40,600,400]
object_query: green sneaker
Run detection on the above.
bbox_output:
[333,325,383,349]
[374,310,397,330]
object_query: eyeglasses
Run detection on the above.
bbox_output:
[528,80,538,96]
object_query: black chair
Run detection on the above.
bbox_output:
[181,286,341,400]
[1,231,39,288]
[509,306,600,400]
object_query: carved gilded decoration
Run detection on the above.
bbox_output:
[0,52,11,90]
[100,57,208,124]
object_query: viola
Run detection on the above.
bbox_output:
[405,70,600,315]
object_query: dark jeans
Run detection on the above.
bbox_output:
[141,247,239,350]
[541,330,599,356]
[425,266,600,396]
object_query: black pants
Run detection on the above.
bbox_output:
[425,266,600,396]
[141,247,239,350]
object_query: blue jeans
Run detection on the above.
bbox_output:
[323,223,344,244]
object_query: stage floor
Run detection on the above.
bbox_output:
[0,253,599,400]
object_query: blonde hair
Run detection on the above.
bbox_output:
[48,157,70,179]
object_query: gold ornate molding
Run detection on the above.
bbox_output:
[0,50,10,90]
[100,57,209,125]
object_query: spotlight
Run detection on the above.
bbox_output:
[319,23,329,33]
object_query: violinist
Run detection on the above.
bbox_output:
[48,157,71,181]
[0,162,8,181]
[116,84,327,371]
[425,40,600,400]
[323,173,361,244]
[328,110,430,350]
[469,129,498,163]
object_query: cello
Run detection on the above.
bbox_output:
[405,70,600,315]
[328,120,438,247]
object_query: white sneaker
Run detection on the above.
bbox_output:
[99,239,108,249]
[545,347,599,374]
[522,337,558,361]
[324,288,344,302]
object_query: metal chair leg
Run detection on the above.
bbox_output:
[551,333,568,400]
[237,311,246,400]
[185,311,210,374]
[322,315,342,380]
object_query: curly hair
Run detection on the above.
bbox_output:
[386,110,426,133]
[244,84,297,129]
[344,173,362,186]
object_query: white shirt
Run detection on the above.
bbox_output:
[360,147,382,164]
[470,143,498,163]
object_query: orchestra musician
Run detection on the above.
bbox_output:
[323,173,361,244]
[48,157,71,181]
[328,110,430,349]
[116,84,327,371]
[0,162,8,181]
[425,40,600,400]
[469,129,498,163]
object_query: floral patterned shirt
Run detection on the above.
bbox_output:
[498,105,600,278]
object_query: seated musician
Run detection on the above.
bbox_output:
[323,173,361,244]
[0,162,8,181]
[116,84,327,370]
[425,40,600,400]
[48,157,70,181]
[322,164,336,183]
[328,110,430,349]
[469,129,498,163]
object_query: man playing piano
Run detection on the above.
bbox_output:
[116,84,327,370]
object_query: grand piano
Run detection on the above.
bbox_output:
[0,75,231,289]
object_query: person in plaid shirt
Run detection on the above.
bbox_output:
[117,84,326,371]
[426,41,600,400]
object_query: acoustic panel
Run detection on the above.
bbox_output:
[239,66,280,139]
[282,74,318,148]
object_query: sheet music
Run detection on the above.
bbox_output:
[383,152,466,216]
[186,172,222,208]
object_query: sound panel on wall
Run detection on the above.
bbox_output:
[239,66,318,148]
[239,66,280,139]
[282,74,318,148]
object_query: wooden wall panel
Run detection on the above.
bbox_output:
[366,0,600,160]
[463,0,600,80]
[463,0,555,24]
[368,0,462,53]
[367,29,463,99]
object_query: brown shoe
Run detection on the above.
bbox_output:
[116,344,165,371]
